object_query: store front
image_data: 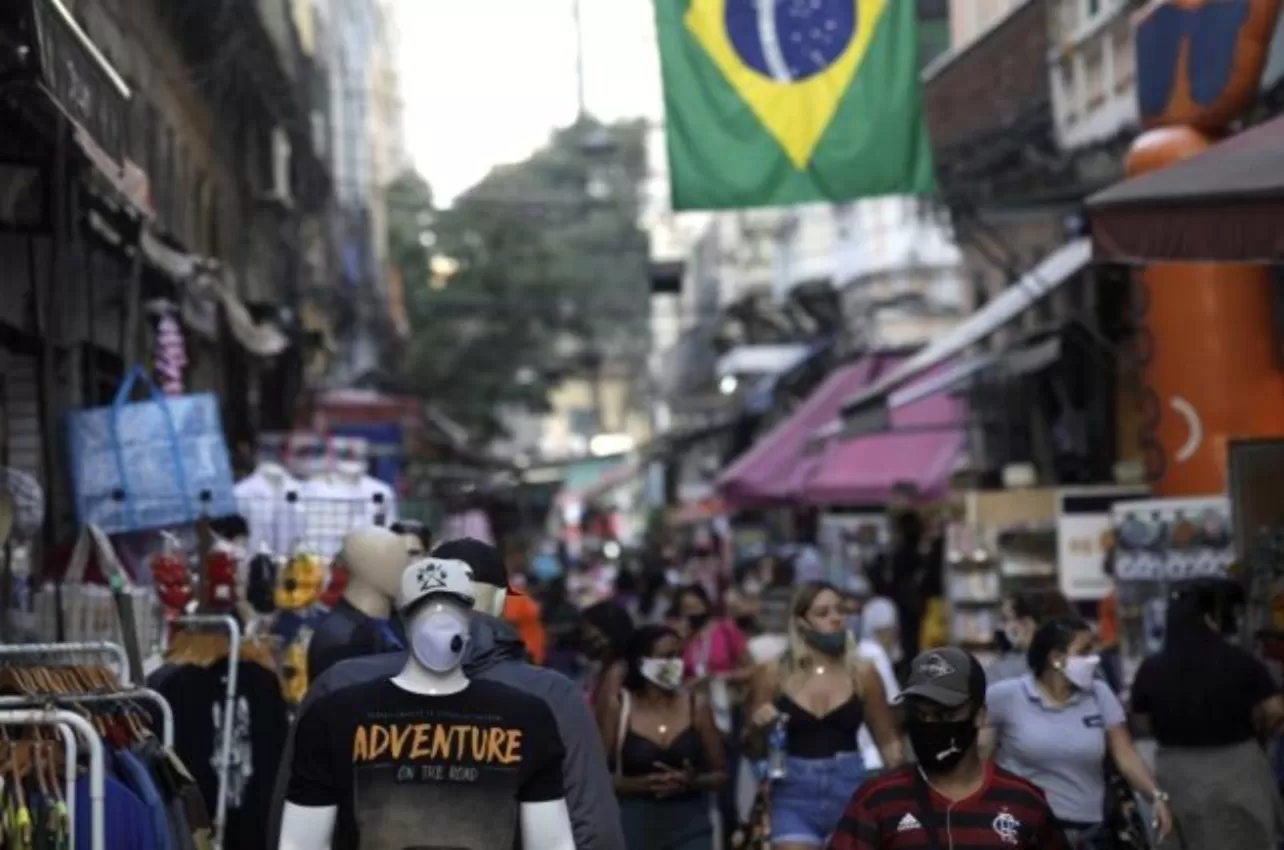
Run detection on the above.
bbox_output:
[0,0,139,541]
[718,349,963,508]
[834,240,1117,485]
[1086,42,1284,498]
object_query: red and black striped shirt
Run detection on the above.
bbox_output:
[831,761,1070,850]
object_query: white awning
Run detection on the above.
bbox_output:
[840,238,1091,417]
[888,354,998,409]
[717,344,811,378]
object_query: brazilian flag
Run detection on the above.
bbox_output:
[655,0,936,211]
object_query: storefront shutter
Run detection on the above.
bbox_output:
[0,348,43,483]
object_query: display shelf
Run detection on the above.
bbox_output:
[945,520,1061,647]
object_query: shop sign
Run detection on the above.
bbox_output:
[1057,488,1150,600]
[30,0,129,163]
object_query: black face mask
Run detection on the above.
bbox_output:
[687,612,711,632]
[905,715,977,774]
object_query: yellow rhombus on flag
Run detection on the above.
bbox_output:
[654,0,936,211]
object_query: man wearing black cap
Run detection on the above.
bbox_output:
[832,647,1068,850]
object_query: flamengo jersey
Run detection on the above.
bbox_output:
[831,762,1071,850]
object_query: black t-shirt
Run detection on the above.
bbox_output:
[1131,636,1279,747]
[287,677,566,849]
[149,658,289,850]
[307,599,407,681]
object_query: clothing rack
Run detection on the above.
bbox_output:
[0,688,175,747]
[173,613,241,850]
[0,708,106,850]
[0,640,132,686]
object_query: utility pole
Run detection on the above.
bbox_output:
[572,0,587,119]
[571,0,606,434]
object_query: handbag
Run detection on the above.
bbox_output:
[1090,686,1152,850]
[730,779,772,850]
[32,523,159,678]
[66,364,237,534]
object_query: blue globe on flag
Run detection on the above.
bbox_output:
[725,0,858,82]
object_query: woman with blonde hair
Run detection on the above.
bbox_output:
[745,581,903,850]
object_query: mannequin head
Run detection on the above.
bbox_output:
[340,526,412,615]
[391,520,432,560]
[331,437,368,485]
[431,537,509,617]
[398,557,477,679]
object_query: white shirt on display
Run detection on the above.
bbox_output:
[298,475,399,559]
[234,466,304,557]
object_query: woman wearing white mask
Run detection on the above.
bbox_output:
[604,624,727,850]
[982,618,1172,848]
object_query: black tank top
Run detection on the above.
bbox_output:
[619,694,706,797]
[775,692,864,759]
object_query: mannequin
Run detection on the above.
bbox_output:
[235,450,303,557]
[280,557,576,850]
[432,537,508,618]
[390,520,431,560]
[332,438,399,526]
[306,527,409,681]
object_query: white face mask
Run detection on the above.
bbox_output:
[410,606,471,673]
[1062,654,1101,690]
[639,657,684,691]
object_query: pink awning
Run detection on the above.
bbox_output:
[718,355,901,508]
[800,386,964,506]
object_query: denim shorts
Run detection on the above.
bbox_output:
[769,752,867,846]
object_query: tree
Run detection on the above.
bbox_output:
[393,117,651,444]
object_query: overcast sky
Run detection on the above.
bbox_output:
[395,0,663,205]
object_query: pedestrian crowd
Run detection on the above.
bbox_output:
[509,534,1284,850]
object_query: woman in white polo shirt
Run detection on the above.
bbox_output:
[981,618,1172,849]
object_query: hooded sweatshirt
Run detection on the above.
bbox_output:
[267,613,625,850]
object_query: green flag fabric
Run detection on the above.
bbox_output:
[655,0,936,211]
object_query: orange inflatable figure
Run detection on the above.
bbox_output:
[1127,0,1284,496]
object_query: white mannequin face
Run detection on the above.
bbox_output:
[335,458,365,481]
[342,527,410,599]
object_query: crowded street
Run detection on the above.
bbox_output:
[1,0,1283,848]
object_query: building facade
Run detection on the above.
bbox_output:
[301,0,405,387]
[0,0,330,535]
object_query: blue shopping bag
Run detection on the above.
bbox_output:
[65,365,237,534]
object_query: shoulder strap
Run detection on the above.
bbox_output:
[911,771,945,850]
[614,689,631,779]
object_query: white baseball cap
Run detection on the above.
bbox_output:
[398,557,476,614]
